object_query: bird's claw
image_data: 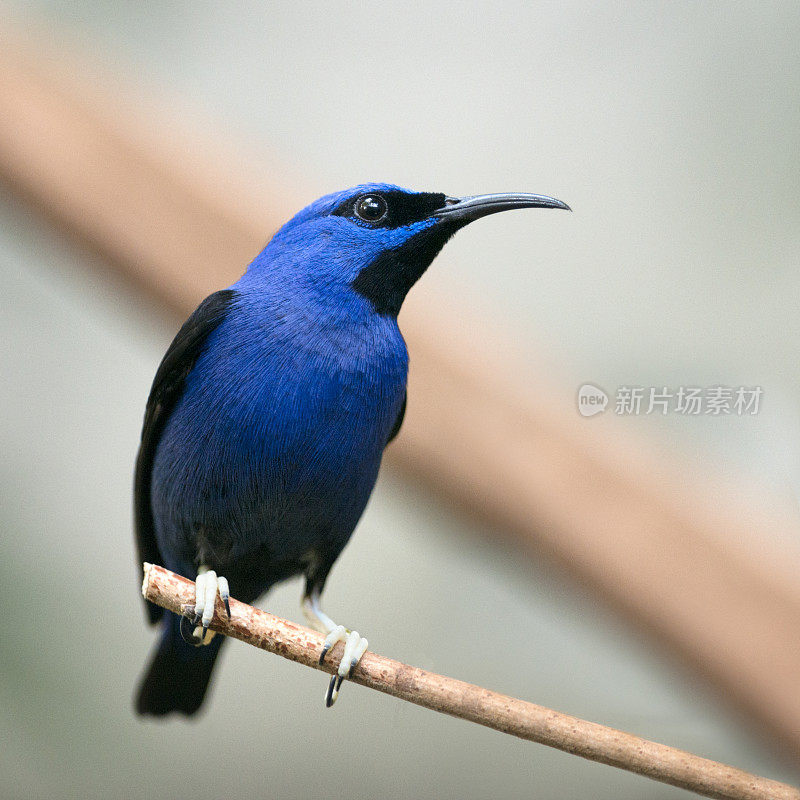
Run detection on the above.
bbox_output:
[319,626,368,707]
[318,624,345,665]
[179,569,230,646]
[325,674,345,707]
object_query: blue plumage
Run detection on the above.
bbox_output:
[134,183,569,715]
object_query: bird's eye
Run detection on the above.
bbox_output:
[354,194,388,224]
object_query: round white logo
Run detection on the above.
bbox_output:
[577,384,608,417]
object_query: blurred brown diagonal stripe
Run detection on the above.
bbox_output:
[2,34,800,760]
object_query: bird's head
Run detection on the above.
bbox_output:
[252,183,569,317]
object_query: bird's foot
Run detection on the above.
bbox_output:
[318,626,368,707]
[179,568,230,646]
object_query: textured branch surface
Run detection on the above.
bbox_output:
[143,563,798,800]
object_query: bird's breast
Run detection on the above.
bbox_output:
[157,303,407,505]
[149,293,409,574]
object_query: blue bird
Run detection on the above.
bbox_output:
[134,183,569,715]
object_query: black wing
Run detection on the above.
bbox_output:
[386,391,407,445]
[134,290,237,624]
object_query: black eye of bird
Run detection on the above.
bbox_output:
[354,194,388,223]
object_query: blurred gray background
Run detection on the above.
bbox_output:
[2,2,800,798]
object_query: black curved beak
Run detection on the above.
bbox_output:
[433,192,571,223]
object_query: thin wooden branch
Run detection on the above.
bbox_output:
[143,563,798,800]
[4,32,800,757]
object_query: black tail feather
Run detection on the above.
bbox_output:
[135,614,225,717]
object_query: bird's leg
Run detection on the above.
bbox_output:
[179,566,231,646]
[302,588,368,707]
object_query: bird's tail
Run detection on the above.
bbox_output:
[135,613,226,716]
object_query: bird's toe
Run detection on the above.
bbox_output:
[179,613,207,646]
[321,628,368,707]
[180,568,229,646]
[218,576,231,618]
[319,624,347,665]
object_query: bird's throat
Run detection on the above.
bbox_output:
[350,222,459,317]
